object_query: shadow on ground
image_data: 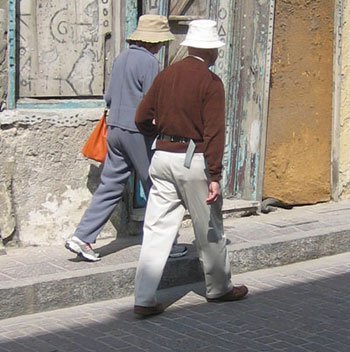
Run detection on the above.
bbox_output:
[0,270,349,352]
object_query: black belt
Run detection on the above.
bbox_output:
[158,134,191,143]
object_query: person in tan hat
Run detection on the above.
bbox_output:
[133,19,248,317]
[65,15,187,261]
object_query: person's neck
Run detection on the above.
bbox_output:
[187,49,211,67]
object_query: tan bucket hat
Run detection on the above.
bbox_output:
[127,15,175,43]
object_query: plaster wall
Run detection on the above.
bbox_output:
[339,0,350,199]
[0,1,138,247]
[263,0,334,204]
[0,110,134,246]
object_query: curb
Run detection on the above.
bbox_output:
[1,229,349,320]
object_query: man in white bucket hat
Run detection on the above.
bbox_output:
[133,19,248,317]
[65,15,188,261]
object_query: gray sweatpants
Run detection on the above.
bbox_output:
[74,126,153,243]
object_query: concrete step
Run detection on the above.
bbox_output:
[1,199,350,320]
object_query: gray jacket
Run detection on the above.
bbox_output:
[104,45,160,132]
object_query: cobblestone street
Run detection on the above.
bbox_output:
[0,252,349,352]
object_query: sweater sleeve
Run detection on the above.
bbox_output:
[202,77,226,182]
[135,77,159,138]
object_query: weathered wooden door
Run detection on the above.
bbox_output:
[142,0,275,201]
[18,0,113,98]
[225,0,275,201]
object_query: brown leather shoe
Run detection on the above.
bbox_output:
[206,285,248,302]
[134,303,164,317]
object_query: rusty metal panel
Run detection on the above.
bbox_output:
[226,0,275,200]
[18,0,113,98]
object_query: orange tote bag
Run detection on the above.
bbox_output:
[82,110,108,163]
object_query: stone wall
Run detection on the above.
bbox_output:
[0,0,143,246]
[0,109,136,246]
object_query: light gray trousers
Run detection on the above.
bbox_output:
[74,126,153,243]
[134,151,233,306]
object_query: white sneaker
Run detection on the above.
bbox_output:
[65,236,101,262]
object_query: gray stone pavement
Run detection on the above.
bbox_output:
[1,199,350,319]
[0,252,349,352]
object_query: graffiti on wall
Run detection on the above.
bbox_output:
[18,0,112,98]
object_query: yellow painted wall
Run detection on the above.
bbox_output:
[263,0,334,204]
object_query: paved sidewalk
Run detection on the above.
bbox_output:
[1,199,350,319]
[0,252,349,352]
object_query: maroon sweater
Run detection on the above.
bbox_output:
[135,56,225,182]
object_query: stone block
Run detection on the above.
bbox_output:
[0,160,15,241]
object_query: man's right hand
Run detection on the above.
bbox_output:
[206,181,221,204]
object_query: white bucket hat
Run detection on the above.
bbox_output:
[127,15,175,43]
[180,19,225,49]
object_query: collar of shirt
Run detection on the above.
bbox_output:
[187,55,205,62]
[129,44,156,58]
